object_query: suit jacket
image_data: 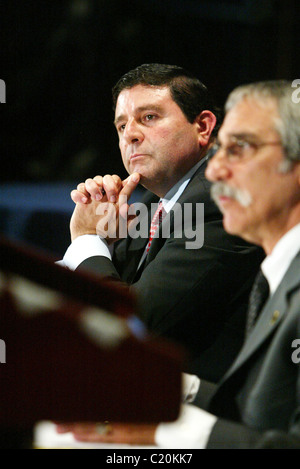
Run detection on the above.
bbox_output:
[77,161,264,382]
[200,250,300,448]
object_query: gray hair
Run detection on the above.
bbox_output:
[225,80,300,168]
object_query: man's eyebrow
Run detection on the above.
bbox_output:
[114,115,126,127]
[114,104,164,127]
[228,132,259,141]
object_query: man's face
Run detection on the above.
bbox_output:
[114,84,203,196]
[205,97,300,253]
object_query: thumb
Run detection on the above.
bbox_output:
[119,173,140,204]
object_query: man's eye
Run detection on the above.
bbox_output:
[118,124,126,132]
[227,141,255,159]
[228,144,244,156]
[144,114,156,122]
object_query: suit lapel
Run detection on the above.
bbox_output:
[144,163,209,260]
[221,251,300,382]
[125,193,158,280]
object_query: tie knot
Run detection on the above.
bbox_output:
[253,270,270,303]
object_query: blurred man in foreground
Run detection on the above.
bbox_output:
[57,80,300,448]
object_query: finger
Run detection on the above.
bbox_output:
[55,423,77,434]
[122,175,131,187]
[119,202,137,221]
[93,175,104,186]
[71,189,89,204]
[56,422,98,435]
[85,178,104,201]
[121,171,141,187]
[77,182,90,196]
[119,202,130,220]
[74,182,90,202]
[102,174,122,203]
[118,173,140,207]
[72,423,156,445]
[112,174,123,188]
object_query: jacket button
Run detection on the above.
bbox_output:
[270,310,280,325]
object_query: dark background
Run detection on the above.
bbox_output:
[1,0,299,183]
[0,0,299,257]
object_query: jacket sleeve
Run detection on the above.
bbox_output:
[206,291,300,449]
[206,417,300,449]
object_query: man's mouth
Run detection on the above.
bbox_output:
[129,153,146,161]
[218,195,232,203]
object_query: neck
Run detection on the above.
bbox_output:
[262,214,300,255]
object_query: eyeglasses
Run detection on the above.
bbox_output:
[212,138,282,162]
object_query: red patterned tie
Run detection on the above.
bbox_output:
[146,202,166,253]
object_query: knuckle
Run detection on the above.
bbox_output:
[70,190,79,202]
[93,175,103,184]
[112,174,121,184]
[77,182,86,191]
[103,175,115,191]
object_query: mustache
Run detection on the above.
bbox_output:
[211,182,252,208]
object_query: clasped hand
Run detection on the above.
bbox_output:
[70,173,140,243]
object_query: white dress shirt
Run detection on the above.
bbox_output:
[261,223,300,295]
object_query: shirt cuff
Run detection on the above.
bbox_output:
[181,373,201,403]
[155,404,217,449]
[57,235,113,271]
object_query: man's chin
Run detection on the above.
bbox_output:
[223,215,255,245]
[222,214,242,237]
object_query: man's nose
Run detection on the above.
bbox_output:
[205,150,231,182]
[123,118,143,144]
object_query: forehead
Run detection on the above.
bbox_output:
[115,84,174,116]
[219,97,280,141]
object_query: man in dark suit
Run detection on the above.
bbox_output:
[57,79,300,448]
[59,64,263,381]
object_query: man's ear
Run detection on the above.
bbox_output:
[195,110,217,146]
[296,161,300,187]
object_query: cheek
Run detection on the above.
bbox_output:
[159,130,196,159]
[177,128,200,152]
[120,154,130,175]
[160,124,189,142]
[119,138,125,153]
[119,142,127,162]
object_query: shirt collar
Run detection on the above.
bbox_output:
[160,156,208,213]
[261,223,300,295]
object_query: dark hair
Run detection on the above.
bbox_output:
[112,63,222,135]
